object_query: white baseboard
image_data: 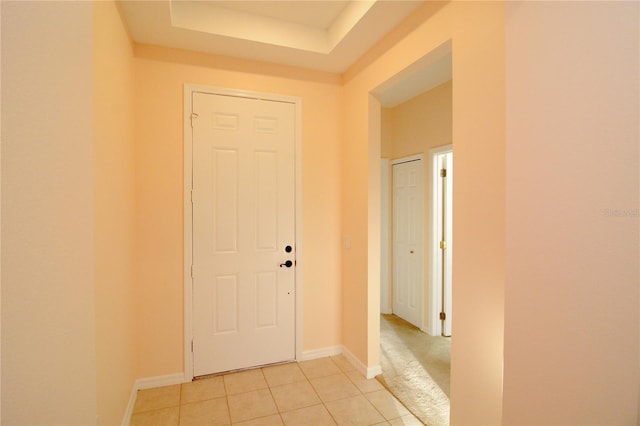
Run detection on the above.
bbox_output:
[302,345,382,380]
[121,384,138,426]
[122,373,187,426]
[341,346,382,379]
[366,364,382,379]
[300,345,343,361]
[134,373,187,390]
[421,326,437,336]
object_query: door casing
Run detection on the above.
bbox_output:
[428,144,453,336]
[380,158,391,315]
[183,84,303,380]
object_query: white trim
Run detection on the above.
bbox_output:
[185,83,299,104]
[301,345,382,379]
[183,86,194,382]
[366,365,383,379]
[391,154,422,165]
[430,144,453,156]
[183,84,303,380]
[294,95,304,363]
[122,386,136,426]
[301,346,343,361]
[380,158,392,315]
[420,325,433,336]
[134,373,188,390]
[429,144,453,336]
[122,373,187,426]
[341,346,382,379]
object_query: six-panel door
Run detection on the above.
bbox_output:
[192,92,296,376]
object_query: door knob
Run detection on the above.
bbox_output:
[279,260,293,268]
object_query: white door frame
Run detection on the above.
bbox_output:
[183,84,303,380]
[380,158,391,314]
[428,144,452,336]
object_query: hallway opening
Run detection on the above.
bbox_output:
[374,40,453,424]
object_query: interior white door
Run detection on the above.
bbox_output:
[392,158,423,328]
[191,92,295,376]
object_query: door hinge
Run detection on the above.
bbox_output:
[440,168,447,178]
[190,112,199,128]
[191,189,194,204]
[191,340,194,353]
[440,240,447,250]
[440,312,446,321]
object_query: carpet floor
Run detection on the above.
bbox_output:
[377,314,451,426]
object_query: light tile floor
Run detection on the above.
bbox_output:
[130,355,423,426]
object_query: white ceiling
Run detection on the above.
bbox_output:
[364,37,451,108]
[209,1,350,30]
[118,0,452,105]
[118,0,424,74]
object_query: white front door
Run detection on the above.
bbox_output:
[392,157,423,328]
[191,92,296,376]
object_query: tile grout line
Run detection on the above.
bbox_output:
[308,359,340,425]
[258,367,276,424]
[309,358,339,423]
[341,369,388,424]
[323,357,416,425]
[177,383,182,425]
[266,358,342,425]
[261,366,286,425]
[266,362,327,424]
[223,381,231,425]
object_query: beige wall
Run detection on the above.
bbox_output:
[384,80,452,329]
[93,2,137,425]
[1,1,98,424]
[380,108,393,159]
[390,81,452,159]
[342,2,505,423]
[133,46,344,377]
[503,2,639,423]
